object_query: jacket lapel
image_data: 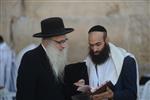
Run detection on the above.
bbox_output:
[37,45,54,75]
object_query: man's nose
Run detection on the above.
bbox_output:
[60,43,67,50]
[93,46,98,53]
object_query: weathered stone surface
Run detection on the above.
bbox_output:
[0,0,150,76]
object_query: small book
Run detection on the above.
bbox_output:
[90,81,114,95]
[72,81,114,100]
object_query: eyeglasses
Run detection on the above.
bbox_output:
[51,38,68,45]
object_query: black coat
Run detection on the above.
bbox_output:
[16,45,65,100]
[64,56,137,100]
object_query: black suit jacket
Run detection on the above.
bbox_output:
[64,56,137,100]
[16,45,65,100]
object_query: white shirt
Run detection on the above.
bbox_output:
[85,56,117,89]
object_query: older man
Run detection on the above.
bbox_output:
[64,25,139,100]
[16,17,74,100]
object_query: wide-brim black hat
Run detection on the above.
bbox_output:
[33,17,74,38]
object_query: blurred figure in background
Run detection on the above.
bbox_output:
[0,35,16,92]
[16,44,37,69]
[140,80,150,100]
[0,35,16,100]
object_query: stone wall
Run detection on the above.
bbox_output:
[0,0,150,76]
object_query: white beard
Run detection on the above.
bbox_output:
[45,43,67,79]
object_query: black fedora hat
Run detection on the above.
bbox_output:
[33,17,74,38]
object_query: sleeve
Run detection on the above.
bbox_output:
[64,65,81,100]
[113,56,137,100]
[16,53,38,100]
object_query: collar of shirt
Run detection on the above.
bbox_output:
[41,44,47,52]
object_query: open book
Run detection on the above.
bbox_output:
[72,81,114,100]
[90,81,114,95]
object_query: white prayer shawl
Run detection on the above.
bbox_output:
[85,42,139,99]
[85,56,117,88]
[0,42,16,92]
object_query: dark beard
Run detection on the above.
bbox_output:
[89,43,110,65]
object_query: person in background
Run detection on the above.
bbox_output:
[64,25,139,100]
[16,44,37,69]
[16,17,74,100]
[0,35,16,92]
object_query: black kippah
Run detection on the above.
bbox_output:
[88,25,107,33]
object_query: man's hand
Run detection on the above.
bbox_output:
[74,79,91,93]
[92,87,114,100]
[74,79,85,87]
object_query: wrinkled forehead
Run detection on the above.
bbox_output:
[88,31,104,44]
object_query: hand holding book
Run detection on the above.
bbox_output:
[72,80,114,100]
[90,81,114,95]
[74,79,114,95]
